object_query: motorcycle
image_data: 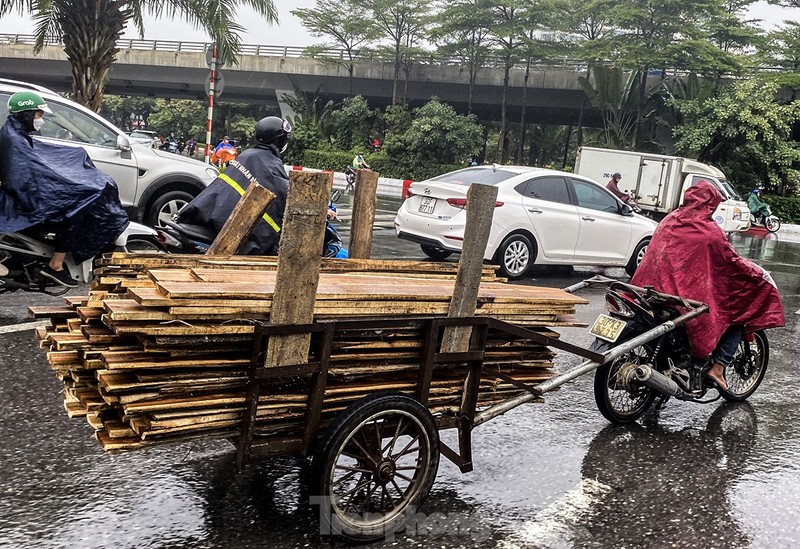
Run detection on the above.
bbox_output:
[588,279,769,424]
[345,162,371,194]
[624,190,643,213]
[159,138,181,155]
[749,206,781,233]
[154,190,348,258]
[0,221,159,295]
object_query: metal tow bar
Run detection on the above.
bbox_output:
[472,278,709,427]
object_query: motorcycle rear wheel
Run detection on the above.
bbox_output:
[722,330,768,402]
[594,341,658,424]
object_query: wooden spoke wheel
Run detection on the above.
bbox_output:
[312,393,439,542]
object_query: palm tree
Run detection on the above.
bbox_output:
[0,0,278,111]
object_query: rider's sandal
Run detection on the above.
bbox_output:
[705,370,729,393]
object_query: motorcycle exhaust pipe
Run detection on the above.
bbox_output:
[633,365,693,401]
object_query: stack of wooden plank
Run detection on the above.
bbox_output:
[32,254,588,452]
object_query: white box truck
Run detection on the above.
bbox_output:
[574,146,750,232]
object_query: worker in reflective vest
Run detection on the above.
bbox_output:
[177,117,291,255]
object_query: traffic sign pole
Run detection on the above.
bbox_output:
[204,43,217,164]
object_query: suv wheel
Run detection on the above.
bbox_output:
[146,189,196,227]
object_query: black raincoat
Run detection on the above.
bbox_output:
[0,115,129,262]
[177,143,288,255]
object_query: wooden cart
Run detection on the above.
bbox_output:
[234,281,708,542]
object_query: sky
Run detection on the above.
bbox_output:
[0,1,795,49]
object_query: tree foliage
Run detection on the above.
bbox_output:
[383,97,483,174]
[292,0,381,97]
[1,0,278,111]
[671,78,800,195]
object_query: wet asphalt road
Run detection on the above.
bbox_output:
[1,198,799,549]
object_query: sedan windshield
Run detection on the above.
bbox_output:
[429,167,519,186]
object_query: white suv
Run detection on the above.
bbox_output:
[0,79,217,226]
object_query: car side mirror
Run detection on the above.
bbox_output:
[117,134,132,152]
[621,204,633,216]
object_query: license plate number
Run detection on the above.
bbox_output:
[418,197,437,214]
[589,314,627,343]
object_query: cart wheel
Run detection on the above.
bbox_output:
[312,392,440,542]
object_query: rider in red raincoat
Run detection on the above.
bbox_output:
[631,180,784,391]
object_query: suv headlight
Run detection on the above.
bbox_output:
[205,167,219,178]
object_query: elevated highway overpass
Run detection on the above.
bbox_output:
[0,34,608,127]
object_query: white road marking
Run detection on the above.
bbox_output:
[0,320,49,334]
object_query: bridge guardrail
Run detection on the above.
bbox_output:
[0,33,592,71]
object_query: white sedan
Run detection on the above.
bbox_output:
[394,165,658,279]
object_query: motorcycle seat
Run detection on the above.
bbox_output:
[164,220,216,242]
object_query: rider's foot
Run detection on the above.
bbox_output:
[705,362,728,392]
[41,265,78,287]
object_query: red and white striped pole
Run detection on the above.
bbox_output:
[204,42,217,164]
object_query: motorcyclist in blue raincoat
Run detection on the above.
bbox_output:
[0,91,128,287]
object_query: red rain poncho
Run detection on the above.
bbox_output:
[631,181,784,357]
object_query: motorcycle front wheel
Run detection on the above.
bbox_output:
[593,341,658,424]
[722,330,769,402]
[765,216,781,233]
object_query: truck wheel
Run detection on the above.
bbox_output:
[312,392,439,542]
[145,189,196,227]
[495,233,536,280]
[625,239,649,277]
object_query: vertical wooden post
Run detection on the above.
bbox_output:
[348,169,380,259]
[266,171,330,367]
[441,184,498,353]
[206,183,276,256]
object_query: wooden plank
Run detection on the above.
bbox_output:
[266,171,329,367]
[442,183,498,354]
[349,168,379,259]
[206,181,276,256]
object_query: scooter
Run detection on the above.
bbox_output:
[749,207,781,233]
[0,222,158,295]
[154,190,348,258]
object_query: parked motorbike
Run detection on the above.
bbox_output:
[589,279,769,424]
[154,190,348,258]
[0,222,158,295]
[749,207,781,233]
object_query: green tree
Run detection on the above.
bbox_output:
[292,0,380,97]
[429,0,493,115]
[0,0,278,111]
[587,0,744,147]
[578,66,643,149]
[145,98,207,141]
[363,0,434,105]
[384,97,483,177]
[486,0,528,162]
[327,95,378,151]
[99,95,157,131]
[671,78,800,195]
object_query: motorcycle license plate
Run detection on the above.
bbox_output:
[418,197,437,214]
[590,314,627,343]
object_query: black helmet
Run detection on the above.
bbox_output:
[612,172,621,179]
[255,116,292,153]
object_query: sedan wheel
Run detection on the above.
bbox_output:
[496,234,535,280]
[625,239,649,277]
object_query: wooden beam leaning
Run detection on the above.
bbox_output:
[441,183,499,354]
[265,171,331,366]
[206,182,276,256]
[348,169,380,259]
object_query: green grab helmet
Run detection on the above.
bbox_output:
[7,91,53,114]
